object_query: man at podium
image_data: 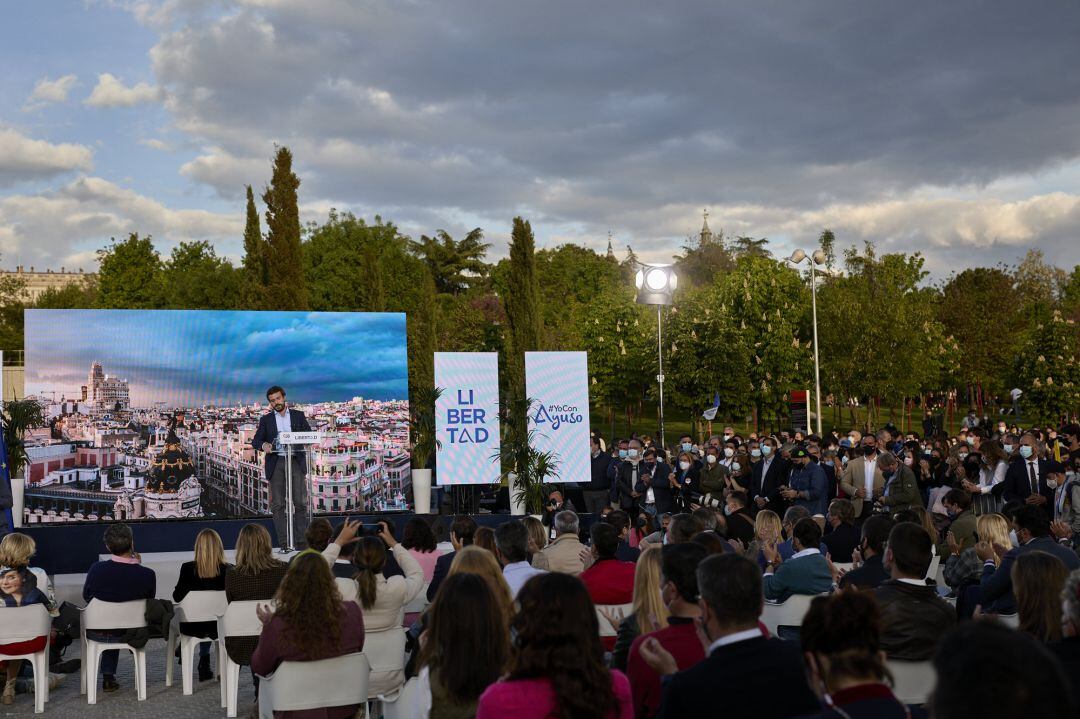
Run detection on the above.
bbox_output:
[252,385,313,551]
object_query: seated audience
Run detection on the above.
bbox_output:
[0,533,53,606]
[224,523,289,709]
[822,498,859,563]
[494,521,546,598]
[173,528,230,682]
[874,522,955,660]
[744,509,782,571]
[0,565,54,705]
[800,591,909,719]
[250,553,365,719]
[943,512,1009,593]
[723,492,756,547]
[1013,550,1069,641]
[1050,568,1080,705]
[474,526,498,555]
[532,510,586,574]
[777,506,828,560]
[581,523,636,650]
[523,516,548,561]
[838,515,893,590]
[664,513,704,546]
[610,546,668,672]
[979,504,1080,615]
[639,553,819,718]
[627,543,707,718]
[938,489,977,557]
[604,510,642,562]
[351,521,424,632]
[930,621,1076,719]
[82,523,156,694]
[448,545,515,626]
[427,515,477,600]
[690,531,726,555]
[761,517,834,602]
[421,573,510,719]
[476,573,632,719]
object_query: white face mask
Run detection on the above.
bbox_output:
[1009,529,1019,547]
[903,456,914,466]
[679,461,691,471]
[724,447,735,458]
[732,462,741,472]
[750,449,762,458]
[706,454,717,465]
[761,445,773,457]
[1019,445,1034,459]
[1003,444,1014,454]
[1047,478,1059,490]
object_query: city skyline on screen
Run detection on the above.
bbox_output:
[25,309,410,407]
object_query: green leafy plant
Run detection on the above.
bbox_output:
[2,397,45,479]
[410,385,444,470]
[493,395,560,515]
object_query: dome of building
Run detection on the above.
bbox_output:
[147,417,196,495]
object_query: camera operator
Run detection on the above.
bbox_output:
[541,490,576,528]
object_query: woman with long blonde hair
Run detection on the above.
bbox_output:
[448,545,515,625]
[610,545,668,671]
[745,510,782,571]
[173,528,231,682]
[943,513,1012,592]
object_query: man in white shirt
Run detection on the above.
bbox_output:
[494,520,546,597]
[840,435,885,521]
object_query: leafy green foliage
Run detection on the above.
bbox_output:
[3,398,45,478]
[160,241,241,309]
[95,233,163,309]
[262,147,308,310]
[303,210,395,312]
[1013,310,1080,424]
[241,185,269,309]
[409,229,489,294]
[938,268,1021,394]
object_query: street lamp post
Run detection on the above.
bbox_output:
[635,263,677,449]
[787,249,826,436]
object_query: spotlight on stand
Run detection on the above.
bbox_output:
[634,263,677,449]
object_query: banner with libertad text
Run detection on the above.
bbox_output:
[525,351,590,484]
[434,352,501,486]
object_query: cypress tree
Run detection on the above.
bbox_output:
[261,146,309,310]
[503,217,542,420]
[240,185,269,308]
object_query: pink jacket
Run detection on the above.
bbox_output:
[476,670,633,719]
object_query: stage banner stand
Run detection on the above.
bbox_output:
[279,431,322,551]
[434,353,501,493]
[525,352,591,485]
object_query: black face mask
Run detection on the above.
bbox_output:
[863,446,877,457]
[882,469,895,481]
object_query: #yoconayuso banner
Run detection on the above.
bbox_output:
[525,351,590,484]
[434,352,501,486]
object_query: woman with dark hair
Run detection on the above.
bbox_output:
[477,573,632,719]
[799,591,906,718]
[967,439,1008,515]
[420,573,510,719]
[251,553,365,719]
[473,526,497,554]
[1013,550,1069,642]
[402,518,442,583]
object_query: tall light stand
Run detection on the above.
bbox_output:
[635,263,677,450]
[787,249,826,437]
[656,304,666,450]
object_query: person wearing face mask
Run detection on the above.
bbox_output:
[781,447,828,517]
[840,436,885,523]
[938,488,977,557]
[676,435,701,466]
[750,437,788,516]
[838,515,894,590]
[638,554,819,719]
[1057,458,1080,541]
[962,408,980,430]
[978,504,1080,615]
[615,439,648,519]
[642,447,675,515]
[669,451,701,512]
[608,438,631,506]
[1062,423,1080,467]
[961,439,1008,515]
[586,435,616,516]
[697,446,727,499]
[871,452,920,514]
[1002,433,1057,521]
[723,492,756,546]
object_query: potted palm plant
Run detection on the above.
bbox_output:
[2,396,45,528]
[409,386,443,514]
[493,395,560,515]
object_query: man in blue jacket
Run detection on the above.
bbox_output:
[782,446,828,517]
[251,385,313,550]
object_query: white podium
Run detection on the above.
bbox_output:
[277,431,323,551]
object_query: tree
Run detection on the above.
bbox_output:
[1013,310,1080,424]
[34,277,99,309]
[0,269,27,354]
[160,241,241,309]
[1013,249,1066,325]
[938,268,1021,396]
[95,233,162,309]
[261,146,308,310]
[1059,265,1080,322]
[379,242,438,394]
[673,230,734,289]
[730,236,771,258]
[817,229,836,270]
[502,217,542,404]
[303,210,392,312]
[240,185,269,309]
[409,228,489,294]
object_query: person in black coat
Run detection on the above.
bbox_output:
[838,515,894,590]
[426,515,477,600]
[669,451,701,512]
[614,441,649,518]
[749,438,790,516]
[639,553,819,719]
[173,529,231,682]
[998,439,1057,521]
[586,436,614,515]
[822,498,860,563]
[642,448,675,515]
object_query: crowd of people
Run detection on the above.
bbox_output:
[1,419,1079,717]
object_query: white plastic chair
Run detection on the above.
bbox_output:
[887,659,936,705]
[833,562,854,573]
[79,599,149,705]
[217,600,269,717]
[925,555,941,582]
[0,604,53,713]
[165,590,228,698]
[997,613,1020,629]
[364,628,407,702]
[336,577,359,603]
[257,652,370,719]
[761,594,818,637]
[403,582,430,615]
[382,667,433,719]
[595,603,633,638]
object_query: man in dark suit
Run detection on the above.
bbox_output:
[640,553,819,719]
[426,515,477,600]
[251,385,313,551]
[999,434,1057,521]
[839,514,894,590]
[822,498,860,563]
[979,504,1080,614]
[749,437,789,516]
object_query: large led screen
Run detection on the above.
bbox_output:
[22,310,410,525]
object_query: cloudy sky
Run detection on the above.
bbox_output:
[2,1,1080,278]
[25,309,409,405]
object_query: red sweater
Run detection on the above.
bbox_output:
[581,559,636,605]
[626,618,706,718]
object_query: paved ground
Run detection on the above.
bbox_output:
[1,641,258,718]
